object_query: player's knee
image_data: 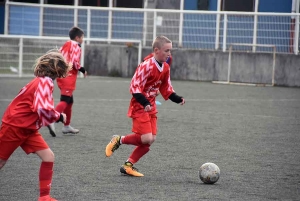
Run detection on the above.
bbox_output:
[148,138,156,145]
[141,135,153,144]
[0,159,7,169]
[37,149,55,162]
[45,150,55,162]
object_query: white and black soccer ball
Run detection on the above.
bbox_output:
[199,162,220,184]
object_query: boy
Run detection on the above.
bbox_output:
[47,26,87,137]
[0,51,70,201]
[105,36,185,177]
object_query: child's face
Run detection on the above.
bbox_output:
[75,35,84,44]
[154,42,172,63]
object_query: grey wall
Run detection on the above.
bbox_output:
[84,45,300,87]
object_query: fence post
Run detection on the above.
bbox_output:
[18,38,23,77]
[252,0,259,52]
[222,13,228,52]
[108,0,113,43]
[87,8,91,44]
[74,0,78,26]
[143,0,148,47]
[4,0,9,34]
[153,10,157,41]
[215,0,222,50]
[294,15,299,55]
[294,0,300,55]
[39,0,44,36]
[178,0,184,47]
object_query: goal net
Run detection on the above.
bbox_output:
[213,43,276,86]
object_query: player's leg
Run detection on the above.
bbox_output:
[22,131,57,201]
[0,123,26,169]
[61,96,79,134]
[120,114,157,176]
[105,112,154,157]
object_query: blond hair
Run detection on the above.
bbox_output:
[152,36,172,51]
[34,51,69,79]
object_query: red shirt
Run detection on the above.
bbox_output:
[56,40,82,90]
[128,57,175,118]
[2,77,60,130]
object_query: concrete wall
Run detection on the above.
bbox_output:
[85,45,300,87]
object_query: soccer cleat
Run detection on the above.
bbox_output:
[62,125,79,134]
[38,195,58,201]
[120,162,144,177]
[105,135,121,157]
[47,123,56,137]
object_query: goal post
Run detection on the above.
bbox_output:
[213,43,276,87]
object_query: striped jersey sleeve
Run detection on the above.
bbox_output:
[33,77,60,126]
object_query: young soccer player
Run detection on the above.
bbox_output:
[105,36,185,177]
[47,26,87,137]
[0,51,70,201]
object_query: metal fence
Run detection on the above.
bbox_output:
[0,35,142,77]
[3,1,300,54]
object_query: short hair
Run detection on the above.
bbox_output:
[34,51,69,79]
[152,36,172,51]
[69,26,84,40]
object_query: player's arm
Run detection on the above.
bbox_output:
[79,66,88,77]
[169,93,185,105]
[160,68,185,105]
[33,78,66,126]
[132,93,150,108]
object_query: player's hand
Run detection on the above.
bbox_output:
[68,63,73,71]
[61,113,67,123]
[144,105,152,111]
[84,71,88,78]
[180,98,185,105]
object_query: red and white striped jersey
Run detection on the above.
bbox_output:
[56,40,82,90]
[128,57,175,118]
[2,77,60,130]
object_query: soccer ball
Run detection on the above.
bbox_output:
[199,162,220,184]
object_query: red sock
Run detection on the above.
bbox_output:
[64,103,73,126]
[128,144,150,164]
[39,162,54,197]
[55,101,68,113]
[121,133,142,146]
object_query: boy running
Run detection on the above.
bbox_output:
[47,26,87,137]
[105,36,185,177]
[0,51,70,201]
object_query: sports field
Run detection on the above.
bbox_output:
[0,76,300,201]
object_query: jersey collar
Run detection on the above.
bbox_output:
[152,57,164,72]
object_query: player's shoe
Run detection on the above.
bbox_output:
[62,125,79,134]
[47,123,56,137]
[120,162,144,177]
[38,195,58,201]
[105,135,121,157]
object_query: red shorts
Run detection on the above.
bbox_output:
[60,88,74,96]
[0,123,49,160]
[132,112,157,135]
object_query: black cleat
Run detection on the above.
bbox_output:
[47,123,56,137]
